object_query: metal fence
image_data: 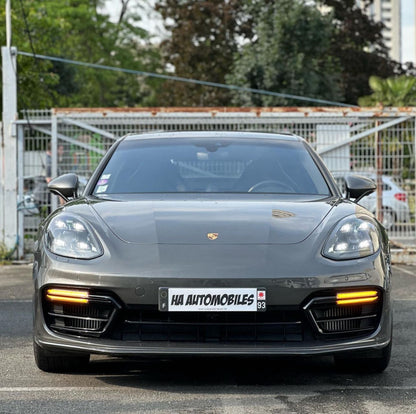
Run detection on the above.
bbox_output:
[16,108,416,256]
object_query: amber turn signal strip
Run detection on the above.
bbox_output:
[336,290,378,305]
[46,288,89,304]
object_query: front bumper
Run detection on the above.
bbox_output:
[35,330,391,357]
[34,277,392,358]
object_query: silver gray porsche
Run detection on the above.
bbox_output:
[33,131,392,373]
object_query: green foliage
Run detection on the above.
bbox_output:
[155,0,251,106]
[0,241,14,263]
[156,0,402,106]
[0,0,163,113]
[227,0,342,106]
[358,76,416,107]
[316,0,402,104]
[0,0,408,109]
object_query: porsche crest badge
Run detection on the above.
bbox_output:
[207,233,219,240]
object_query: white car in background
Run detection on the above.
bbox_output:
[334,173,411,230]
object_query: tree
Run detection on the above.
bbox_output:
[317,0,402,104]
[0,0,162,114]
[358,75,416,182]
[156,0,402,107]
[155,0,252,106]
[358,76,416,107]
[227,0,343,106]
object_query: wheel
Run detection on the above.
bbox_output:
[334,341,392,373]
[248,180,294,193]
[34,341,90,373]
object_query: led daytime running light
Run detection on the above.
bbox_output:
[336,290,379,305]
[46,288,89,304]
[337,290,378,300]
[336,297,378,305]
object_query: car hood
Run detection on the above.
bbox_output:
[90,197,334,245]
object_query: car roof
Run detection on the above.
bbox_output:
[123,131,303,142]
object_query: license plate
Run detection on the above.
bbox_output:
[158,288,266,312]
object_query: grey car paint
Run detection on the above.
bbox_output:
[33,132,392,363]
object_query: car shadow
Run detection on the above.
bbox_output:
[83,355,393,390]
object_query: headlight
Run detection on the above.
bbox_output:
[45,214,103,259]
[322,216,380,260]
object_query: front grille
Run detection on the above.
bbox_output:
[111,307,304,343]
[44,293,119,337]
[305,292,382,338]
[43,288,383,343]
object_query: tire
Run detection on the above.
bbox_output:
[334,341,392,374]
[33,341,90,373]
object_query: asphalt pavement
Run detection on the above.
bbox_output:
[1,263,415,413]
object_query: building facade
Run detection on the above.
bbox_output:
[359,0,402,62]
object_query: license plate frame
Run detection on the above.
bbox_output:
[158,287,266,312]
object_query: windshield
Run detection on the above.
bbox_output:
[92,138,330,196]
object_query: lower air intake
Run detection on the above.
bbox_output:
[305,291,382,338]
[43,292,119,337]
[112,307,304,343]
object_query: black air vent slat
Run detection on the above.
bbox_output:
[119,308,304,343]
[315,314,378,324]
[48,312,110,323]
[124,320,301,326]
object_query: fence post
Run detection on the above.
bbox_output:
[414,116,416,237]
[51,114,58,212]
[17,124,24,259]
[1,46,18,252]
[375,120,383,224]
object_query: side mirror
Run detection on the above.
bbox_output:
[345,175,376,203]
[48,173,79,202]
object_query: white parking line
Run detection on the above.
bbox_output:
[0,387,109,392]
[1,385,416,393]
[395,266,415,277]
[0,299,31,303]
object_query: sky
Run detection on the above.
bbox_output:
[105,0,416,64]
[402,0,415,63]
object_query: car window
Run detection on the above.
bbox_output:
[93,138,331,195]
